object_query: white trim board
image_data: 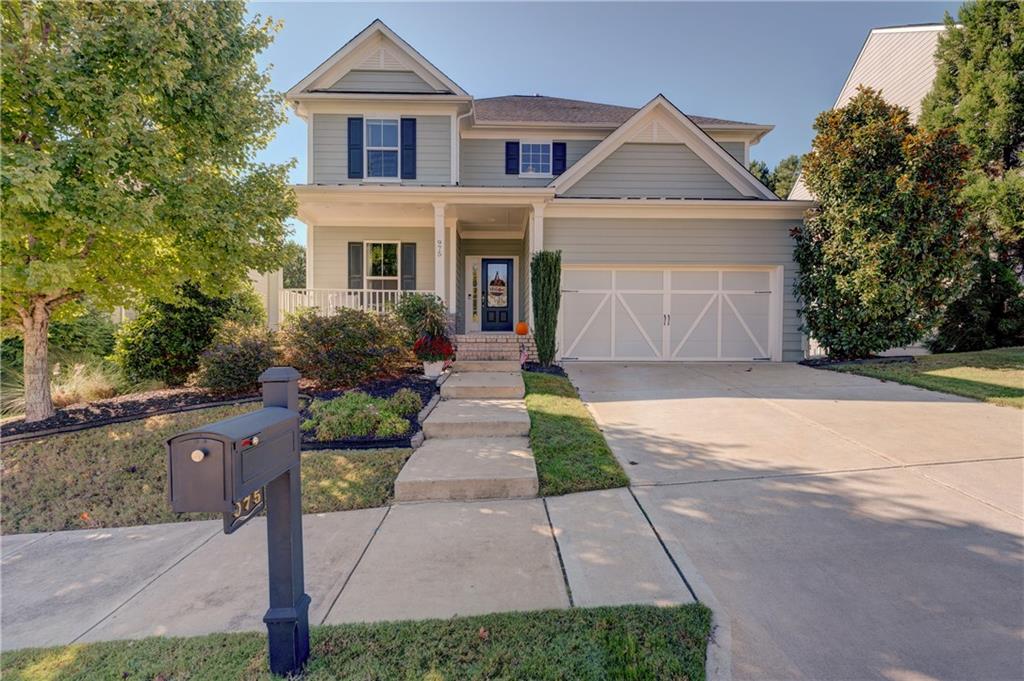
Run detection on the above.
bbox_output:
[549,95,777,201]
[287,19,469,99]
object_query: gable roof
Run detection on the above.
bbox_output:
[473,95,768,131]
[287,19,469,99]
[789,23,945,200]
[550,95,778,200]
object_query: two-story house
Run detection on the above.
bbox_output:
[284,20,811,362]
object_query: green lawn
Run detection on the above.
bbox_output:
[1,404,411,534]
[0,604,712,681]
[833,347,1024,408]
[522,372,629,496]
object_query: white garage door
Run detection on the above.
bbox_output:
[559,267,780,361]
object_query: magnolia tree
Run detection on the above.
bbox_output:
[1,1,295,420]
[794,88,972,358]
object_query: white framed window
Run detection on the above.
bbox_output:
[365,241,400,290]
[366,118,399,179]
[519,141,552,176]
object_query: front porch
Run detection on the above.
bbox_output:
[289,186,552,335]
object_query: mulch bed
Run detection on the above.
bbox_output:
[800,355,916,369]
[300,372,438,450]
[1,387,260,440]
[2,370,440,450]
[522,362,568,377]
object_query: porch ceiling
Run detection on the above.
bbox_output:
[297,194,531,230]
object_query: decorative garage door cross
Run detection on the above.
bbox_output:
[559,268,778,361]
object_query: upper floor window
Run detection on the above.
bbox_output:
[366,119,399,178]
[520,142,551,176]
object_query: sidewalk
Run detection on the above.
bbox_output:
[0,488,693,651]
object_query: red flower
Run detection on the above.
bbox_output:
[414,334,454,361]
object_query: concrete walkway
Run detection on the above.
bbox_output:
[568,362,1024,681]
[0,488,692,651]
[395,362,538,501]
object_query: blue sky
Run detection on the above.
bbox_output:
[251,1,961,244]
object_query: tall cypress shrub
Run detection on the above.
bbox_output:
[531,250,562,367]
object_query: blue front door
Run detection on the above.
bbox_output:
[481,258,513,331]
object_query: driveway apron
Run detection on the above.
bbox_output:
[568,361,1024,681]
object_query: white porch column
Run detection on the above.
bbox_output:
[433,202,446,305]
[447,222,457,313]
[530,202,545,254]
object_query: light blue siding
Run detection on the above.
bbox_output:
[561,143,745,199]
[312,114,451,185]
[460,139,599,187]
[328,70,440,93]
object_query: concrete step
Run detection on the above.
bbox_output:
[454,360,522,373]
[394,437,538,502]
[441,372,525,399]
[423,399,531,439]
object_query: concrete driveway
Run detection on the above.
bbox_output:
[567,362,1024,681]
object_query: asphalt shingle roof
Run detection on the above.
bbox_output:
[473,95,762,127]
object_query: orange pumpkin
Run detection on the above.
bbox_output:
[515,321,529,336]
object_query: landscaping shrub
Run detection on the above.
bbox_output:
[1,358,158,417]
[192,322,278,394]
[928,258,1024,353]
[794,88,972,358]
[394,293,447,339]
[279,307,411,388]
[531,250,562,367]
[113,284,264,386]
[302,391,411,440]
[387,388,423,417]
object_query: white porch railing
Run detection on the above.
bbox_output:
[279,288,435,317]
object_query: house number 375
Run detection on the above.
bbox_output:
[436,239,443,257]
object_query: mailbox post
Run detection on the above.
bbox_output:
[166,367,310,676]
[258,367,310,676]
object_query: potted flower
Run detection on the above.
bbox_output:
[414,333,453,378]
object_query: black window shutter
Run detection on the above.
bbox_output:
[400,243,417,290]
[400,118,416,180]
[505,141,519,175]
[347,117,363,179]
[552,142,567,175]
[348,242,364,289]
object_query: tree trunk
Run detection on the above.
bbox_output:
[22,300,55,422]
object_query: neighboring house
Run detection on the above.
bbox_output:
[789,23,945,200]
[788,23,945,357]
[286,19,811,362]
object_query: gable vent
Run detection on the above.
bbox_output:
[357,43,406,70]
[630,119,673,144]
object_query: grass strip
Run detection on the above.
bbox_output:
[832,347,1023,409]
[1,604,712,681]
[523,372,630,496]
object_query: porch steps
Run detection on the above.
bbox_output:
[396,365,538,502]
[394,437,538,502]
[440,371,525,400]
[456,334,538,362]
[453,360,521,373]
[422,399,530,439]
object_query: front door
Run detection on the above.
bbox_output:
[481,258,514,331]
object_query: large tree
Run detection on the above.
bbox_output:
[2,1,295,421]
[770,154,802,199]
[919,0,1024,351]
[794,87,973,358]
[281,241,306,289]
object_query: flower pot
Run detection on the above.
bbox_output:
[422,360,444,378]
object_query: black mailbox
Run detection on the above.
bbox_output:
[167,406,299,516]
[165,367,310,676]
